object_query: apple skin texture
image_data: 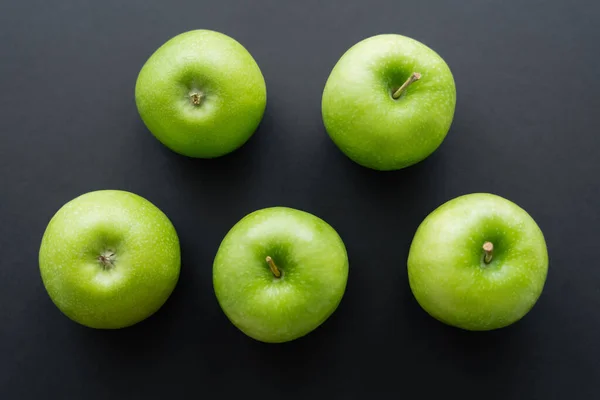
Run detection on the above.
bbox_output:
[408,193,548,331]
[322,34,456,171]
[135,30,267,158]
[213,207,349,343]
[39,190,181,329]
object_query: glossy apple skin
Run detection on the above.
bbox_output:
[322,34,456,171]
[407,193,548,331]
[135,30,267,158]
[213,207,349,343]
[39,190,180,329]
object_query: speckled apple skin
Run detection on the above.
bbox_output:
[322,34,456,171]
[39,190,181,329]
[135,29,267,158]
[213,207,349,343]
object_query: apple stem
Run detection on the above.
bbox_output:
[392,72,422,99]
[190,92,203,106]
[265,256,282,278]
[483,242,494,264]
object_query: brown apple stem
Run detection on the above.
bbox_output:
[265,256,282,278]
[190,92,203,106]
[483,242,494,264]
[392,72,422,99]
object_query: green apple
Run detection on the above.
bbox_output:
[407,193,549,331]
[213,207,349,343]
[39,190,181,329]
[135,29,267,158]
[322,34,456,171]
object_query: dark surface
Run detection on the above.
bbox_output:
[1,0,599,398]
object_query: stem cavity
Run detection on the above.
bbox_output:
[483,242,494,264]
[392,72,422,99]
[265,256,282,278]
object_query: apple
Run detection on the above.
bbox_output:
[213,207,349,343]
[321,34,456,171]
[135,29,267,158]
[39,190,181,329]
[407,193,549,330]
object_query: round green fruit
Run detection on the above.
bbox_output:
[213,207,349,343]
[135,30,267,158]
[322,34,456,171]
[39,190,181,329]
[407,193,549,331]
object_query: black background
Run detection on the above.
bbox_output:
[1,0,599,398]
